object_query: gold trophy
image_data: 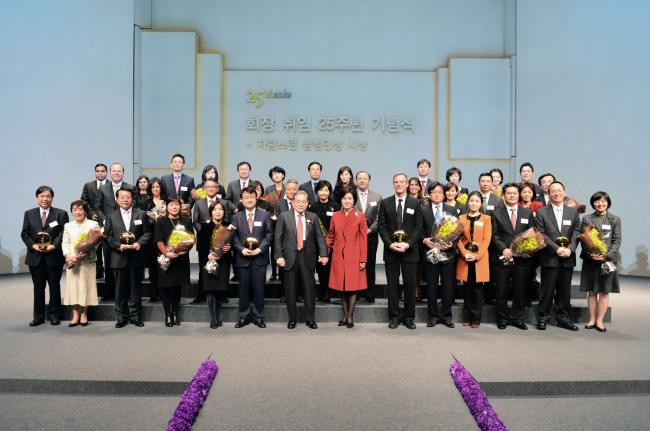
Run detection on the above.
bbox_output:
[35,232,52,250]
[392,230,408,244]
[243,237,259,250]
[119,231,136,249]
[464,241,480,254]
[555,236,570,248]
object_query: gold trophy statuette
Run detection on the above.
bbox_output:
[392,230,408,244]
[464,241,480,254]
[554,236,570,248]
[119,232,136,249]
[243,237,259,250]
[35,232,52,250]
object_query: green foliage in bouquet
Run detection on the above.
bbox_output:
[196,188,208,199]
[457,193,468,205]
[74,232,88,248]
[516,237,538,252]
[169,229,192,246]
[587,228,607,254]
[438,220,458,238]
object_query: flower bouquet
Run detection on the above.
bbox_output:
[509,227,546,258]
[457,193,468,205]
[158,225,196,271]
[190,187,208,201]
[181,203,191,218]
[579,224,616,274]
[66,227,106,269]
[565,197,586,213]
[147,205,167,224]
[167,359,218,431]
[205,223,237,274]
[426,212,465,263]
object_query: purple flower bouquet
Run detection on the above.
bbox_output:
[167,359,219,430]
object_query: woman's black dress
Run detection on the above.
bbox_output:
[154,217,193,287]
[197,220,232,292]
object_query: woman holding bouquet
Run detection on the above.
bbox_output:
[155,194,194,327]
[580,191,621,332]
[62,200,99,326]
[457,191,492,328]
[198,201,233,329]
[326,187,367,328]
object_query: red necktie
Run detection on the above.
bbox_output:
[248,213,254,234]
[242,181,246,189]
[297,214,304,251]
[175,176,180,193]
[510,208,517,230]
[421,180,426,195]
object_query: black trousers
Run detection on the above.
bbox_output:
[463,263,483,324]
[385,258,417,320]
[365,234,378,300]
[539,265,573,323]
[423,261,455,321]
[494,259,531,324]
[315,253,332,298]
[161,285,182,314]
[29,260,63,320]
[113,264,144,322]
[284,250,317,322]
[237,263,266,320]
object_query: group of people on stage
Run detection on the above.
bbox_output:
[22,155,621,333]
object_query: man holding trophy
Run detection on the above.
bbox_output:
[104,186,151,328]
[21,186,69,326]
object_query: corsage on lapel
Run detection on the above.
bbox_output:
[307,219,314,225]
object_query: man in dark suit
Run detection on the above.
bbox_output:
[225,161,252,205]
[192,178,237,303]
[230,186,273,328]
[21,186,69,326]
[378,173,423,330]
[421,182,458,328]
[299,161,323,204]
[81,163,107,278]
[491,182,535,330]
[355,171,381,303]
[416,159,433,196]
[95,163,133,301]
[160,153,196,208]
[535,181,581,331]
[535,173,556,205]
[275,190,329,329]
[519,162,544,196]
[104,186,151,328]
[478,171,503,305]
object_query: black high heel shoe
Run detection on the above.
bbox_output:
[338,320,347,326]
[347,322,354,328]
[171,312,181,326]
[164,314,173,327]
[68,320,79,327]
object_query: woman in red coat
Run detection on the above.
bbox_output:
[327,187,368,328]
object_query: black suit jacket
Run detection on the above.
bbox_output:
[81,180,104,219]
[479,193,504,216]
[377,195,423,264]
[225,179,248,204]
[274,198,293,216]
[490,205,535,263]
[274,209,328,271]
[299,180,319,203]
[104,208,152,268]
[161,173,196,206]
[421,203,459,262]
[535,204,580,268]
[21,207,69,267]
[230,209,273,267]
[95,182,134,227]
[192,197,236,234]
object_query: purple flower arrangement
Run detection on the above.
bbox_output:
[450,361,509,431]
[167,359,219,431]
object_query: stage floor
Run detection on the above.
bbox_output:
[1,273,649,430]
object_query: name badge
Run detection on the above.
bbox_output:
[180,186,188,191]
[369,201,377,207]
[486,205,494,211]
[326,211,334,216]
[49,221,58,228]
[475,221,484,226]
[602,224,611,230]
[563,220,571,226]
[457,209,461,214]
[134,220,142,225]
[521,218,529,224]
[253,221,262,227]
[216,194,222,199]
[406,208,414,214]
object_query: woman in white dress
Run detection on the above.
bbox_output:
[62,200,99,327]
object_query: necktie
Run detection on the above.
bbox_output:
[555,208,563,230]
[397,198,403,229]
[510,208,516,229]
[175,176,180,194]
[482,195,488,211]
[208,199,213,207]
[41,211,47,228]
[289,200,293,210]
[248,212,254,234]
[421,180,426,196]
[242,181,246,189]
[297,213,304,251]
[435,205,441,225]
[360,192,367,212]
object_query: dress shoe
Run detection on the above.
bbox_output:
[115,320,128,328]
[29,318,45,327]
[426,319,437,328]
[68,321,79,328]
[269,275,277,281]
[388,319,399,329]
[537,321,546,330]
[338,320,347,326]
[287,320,297,329]
[306,320,318,329]
[280,296,286,303]
[223,298,229,303]
[511,322,528,330]
[323,297,331,303]
[217,321,223,327]
[347,322,354,328]
[171,312,181,326]
[366,297,375,303]
[595,325,606,332]
[497,321,507,330]
[585,323,596,329]
[149,297,158,303]
[254,319,266,328]
[192,297,206,304]
[235,319,250,328]
[441,320,455,328]
[132,320,144,327]
[50,318,61,326]
[165,314,173,327]
[297,296,305,303]
[80,322,89,327]
[403,320,416,330]
[230,275,239,282]
[558,321,579,331]
[471,323,479,328]
[210,323,218,329]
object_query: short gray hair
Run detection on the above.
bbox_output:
[293,190,308,200]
